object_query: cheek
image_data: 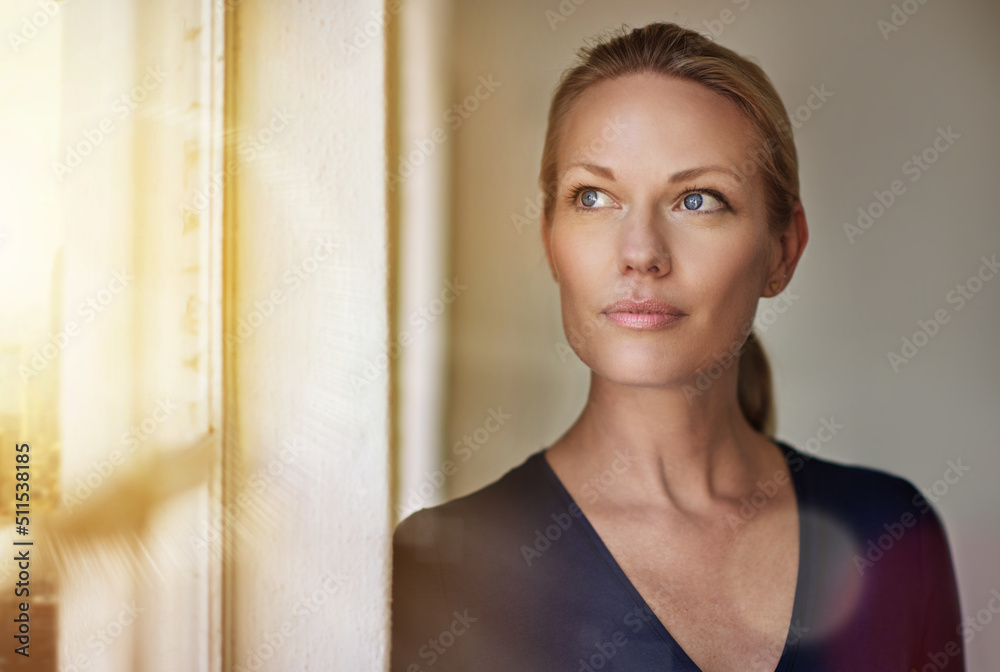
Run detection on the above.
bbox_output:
[551,224,610,299]
[683,231,771,345]
[688,227,768,296]
[550,225,617,358]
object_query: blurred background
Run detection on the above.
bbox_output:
[0,0,997,670]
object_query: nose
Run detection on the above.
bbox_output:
[616,210,671,277]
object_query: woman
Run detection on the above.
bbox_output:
[391,22,963,672]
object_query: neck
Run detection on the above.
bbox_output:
[548,367,780,512]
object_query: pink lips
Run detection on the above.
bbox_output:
[601,299,686,330]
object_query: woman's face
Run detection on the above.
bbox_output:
[543,73,784,388]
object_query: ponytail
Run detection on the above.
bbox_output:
[737,330,775,437]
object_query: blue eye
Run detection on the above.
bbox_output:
[681,191,725,212]
[569,187,612,209]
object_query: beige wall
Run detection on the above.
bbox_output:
[440,1,1000,669]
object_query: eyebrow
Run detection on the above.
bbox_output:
[561,163,742,184]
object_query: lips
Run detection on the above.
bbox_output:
[601,298,686,330]
[601,299,686,316]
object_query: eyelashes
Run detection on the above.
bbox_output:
[564,183,733,214]
[679,189,728,212]
[564,183,611,209]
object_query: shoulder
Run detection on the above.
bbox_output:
[777,441,963,662]
[777,439,958,571]
[392,448,550,562]
[776,438,962,567]
[779,439,927,521]
[391,449,556,670]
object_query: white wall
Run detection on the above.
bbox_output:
[441,1,1000,669]
[230,0,390,670]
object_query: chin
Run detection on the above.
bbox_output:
[582,342,696,388]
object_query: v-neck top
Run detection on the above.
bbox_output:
[391,439,964,671]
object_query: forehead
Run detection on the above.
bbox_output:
[558,73,760,182]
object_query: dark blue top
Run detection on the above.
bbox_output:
[391,439,964,671]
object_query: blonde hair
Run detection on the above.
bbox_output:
[539,22,800,436]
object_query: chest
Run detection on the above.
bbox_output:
[583,503,800,672]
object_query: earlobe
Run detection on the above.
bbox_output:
[767,273,787,297]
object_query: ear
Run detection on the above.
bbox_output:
[541,210,559,283]
[766,201,809,296]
